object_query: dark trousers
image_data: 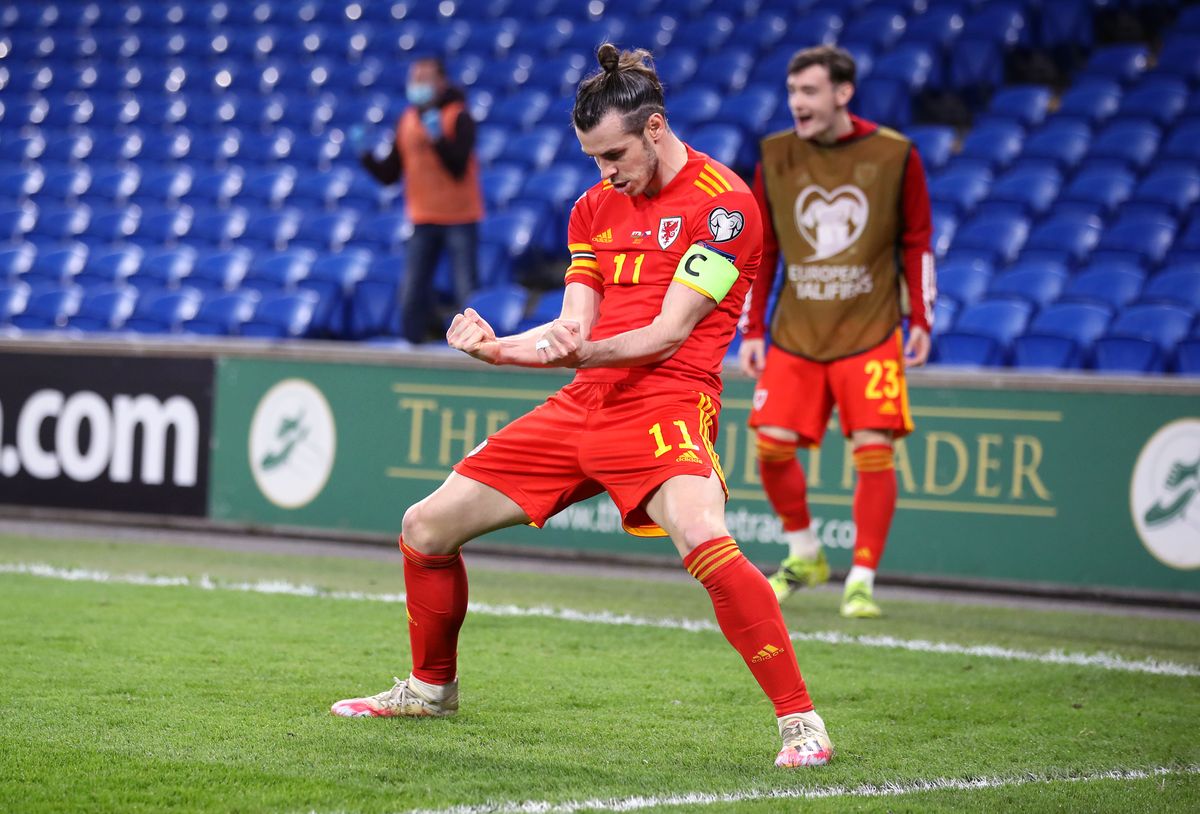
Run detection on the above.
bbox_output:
[401,222,478,344]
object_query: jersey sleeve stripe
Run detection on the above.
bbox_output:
[693,178,720,198]
[701,164,733,192]
[569,257,599,269]
[568,242,593,252]
[566,267,603,282]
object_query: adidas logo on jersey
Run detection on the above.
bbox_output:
[879,401,898,415]
[751,644,784,663]
[676,450,702,464]
[592,229,613,243]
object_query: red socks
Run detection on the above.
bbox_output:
[401,538,469,685]
[756,433,811,532]
[851,445,897,570]
[684,536,813,717]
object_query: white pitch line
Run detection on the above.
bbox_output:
[2,562,1198,678]
[392,765,1200,814]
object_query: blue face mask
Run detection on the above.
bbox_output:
[406,82,435,106]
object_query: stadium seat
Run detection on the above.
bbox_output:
[479,207,542,285]
[0,281,31,325]
[948,212,1029,265]
[961,2,1029,48]
[853,78,914,129]
[131,167,194,207]
[1084,121,1160,173]
[978,85,1051,129]
[957,122,1024,172]
[462,284,528,336]
[290,167,353,211]
[65,285,138,331]
[240,290,321,339]
[1061,262,1145,309]
[1138,267,1200,310]
[188,208,248,249]
[129,246,198,291]
[1056,80,1122,127]
[935,299,1033,366]
[841,9,906,52]
[486,88,552,132]
[1055,167,1136,219]
[1012,302,1113,370]
[41,132,94,164]
[930,206,958,258]
[907,125,954,172]
[354,212,411,254]
[515,286,566,333]
[185,168,246,209]
[0,166,45,204]
[687,124,744,169]
[872,43,934,94]
[1093,304,1193,373]
[1018,214,1103,267]
[0,244,35,282]
[1114,76,1188,128]
[715,86,778,137]
[188,248,252,291]
[978,167,1061,218]
[290,212,358,254]
[1039,0,1092,50]
[129,207,193,248]
[1155,35,1200,85]
[929,166,992,217]
[936,257,992,307]
[948,36,1003,94]
[1090,214,1176,269]
[347,258,402,340]
[181,289,259,335]
[0,206,37,242]
[667,86,723,129]
[242,209,302,251]
[138,128,191,164]
[82,165,140,207]
[1123,171,1200,220]
[75,245,143,288]
[1078,44,1149,85]
[986,261,1068,308]
[1016,120,1091,173]
[242,249,316,294]
[496,129,562,173]
[1169,218,1200,264]
[1177,335,1200,375]
[38,165,92,201]
[28,203,90,245]
[239,167,297,210]
[298,250,371,336]
[10,284,83,329]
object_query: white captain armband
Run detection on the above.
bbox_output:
[672,242,740,302]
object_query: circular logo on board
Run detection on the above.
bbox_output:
[1130,418,1200,570]
[249,378,336,509]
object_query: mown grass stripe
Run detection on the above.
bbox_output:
[2,562,1197,678]
[392,765,1200,814]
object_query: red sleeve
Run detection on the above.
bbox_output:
[900,147,935,332]
[740,163,780,339]
[564,190,603,293]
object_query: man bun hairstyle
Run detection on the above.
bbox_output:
[573,43,666,134]
[788,44,857,87]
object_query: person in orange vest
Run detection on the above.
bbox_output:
[360,57,484,344]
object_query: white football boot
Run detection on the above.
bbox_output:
[330,674,458,718]
[774,709,834,767]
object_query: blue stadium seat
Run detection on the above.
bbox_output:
[515,286,566,333]
[668,86,723,129]
[961,1,1029,47]
[936,257,992,307]
[1090,214,1176,268]
[1018,213,1103,267]
[1138,267,1200,310]
[347,257,403,339]
[948,36,1002,93]
[1177,335,1200,375]
[41,132,94,164]
[948,212,1029,265]
[1012,303,1113,370]
[290,167,353,211]
[0,281,31,325]
[298,250,371,337]
[131,167,194,207]
[1093,304,1193,373]
[930,206,957,258]
[129,246,198,291]
[188,248,252,291]
[184,168,246,209]
[38,165,92,201]
[716,86,778,141]
[1078,44,1149,85]
[1123,170,1200,219]
[82,165,140,207]
[1114,76,1188,128]
[907,125,954,172]
[138,128,191,164]
[65,285,138,331]
[91,130,144,163]
[842,9,906,51]
[0,167,44,204]
[354,213,411,254]
[75,245,142,288]
[480,206,542,285]
[687,124,744,169]
[1055,167,1136,219]
[1061,261,1145,309]
[189,207,248,249]
[480,163,525,211]
[486,88,552,132]
[496,128,563,172]
[242,249,316,294]
[10,284,83,329]
[239,167,297,210]
[978,85,1051,129]
[872,44,934,93]
[731,13,789,54]
[235,128,294,164]
[1084,120,1160,172]
[0,244,35,282]
[1169,218,1200,264]
[978,167,1061,218]
[958,122,1024,171]
[1055,79,1122,127]
[853,78,913,129]
[1159,120,1200,170]
[130,207,193,248]
[181,289,259,335]
[0,205,37,242]
[986,260,1068,308]
[290,212,359,254]
[28,203,90,245]
[935,299,1033,366]
[1039,0,1092,49]
[242,209,302,251]
[462,284,528,336]
[929,166,992,217]
[1155,35,1200,85]
[675,14,735,53]
[931,297,958,335]
[241,290,321,338]
[902,6,964,50]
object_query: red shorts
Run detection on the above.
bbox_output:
[749,329,914,445]
[453,381,727,537]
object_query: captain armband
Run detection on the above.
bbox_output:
[672,242,741,302]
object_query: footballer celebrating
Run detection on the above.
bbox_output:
[332,44,834,769]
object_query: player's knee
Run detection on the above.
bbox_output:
[756,431,801,466]
[401,501,458,556]
[672,515,731,556]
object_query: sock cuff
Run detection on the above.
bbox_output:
[853,444,894,472]
[755,433,800,462]
[683,536,742,582]
[400,540,462,569]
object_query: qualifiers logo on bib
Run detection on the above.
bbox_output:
[1130,418,1200,570]
[249,378,337,509]
[658,216,682,249]
[795,184,869,261]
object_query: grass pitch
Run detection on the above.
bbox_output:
[0,533,1197,813]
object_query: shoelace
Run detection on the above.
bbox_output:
[375,676,410,706]
[780,718,816,749]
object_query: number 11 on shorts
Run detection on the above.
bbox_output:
[649,421,701,458]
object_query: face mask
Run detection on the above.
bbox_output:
[406,83,435,106]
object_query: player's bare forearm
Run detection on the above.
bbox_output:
[567,283,715,369]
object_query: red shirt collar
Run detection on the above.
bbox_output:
[840,113,878,142]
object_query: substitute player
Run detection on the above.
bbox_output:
[332,44,834,769]
[739,45,935,619]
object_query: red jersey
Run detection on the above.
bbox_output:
[564,146,762,398]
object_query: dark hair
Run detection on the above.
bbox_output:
[412,55,447,78]
[787,44,856,86]
[572,43,665,133]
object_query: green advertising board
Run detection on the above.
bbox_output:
[210,355,1200,597]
